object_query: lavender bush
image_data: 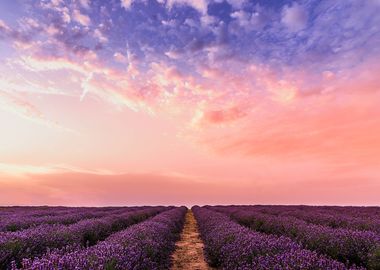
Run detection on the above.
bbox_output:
[15,206,187,270]
[218,205,380,234]
[210,206,380,269]
[0,207,139,232]
[0,206,167,268]
[193,206,363,270]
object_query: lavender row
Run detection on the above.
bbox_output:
[245,205,380,221]
[270,207,380,235]
[0,207,69,216]
[0,207,92,219]
[300,206,380,219]
[15,206,187,270]
[192,206,360,270]
[0,207,133,220]
[208,205,380,234]
[0,206,167,268]
[210,206,380,269]
[0,207,140,232]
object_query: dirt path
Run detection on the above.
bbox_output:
[171,210,213,270]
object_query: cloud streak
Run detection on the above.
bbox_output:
[1,168,379,206]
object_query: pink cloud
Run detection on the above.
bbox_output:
[113,52,128,63]
[121,0,134,10]
[1,169,378,206]
[282,2,308,31]
[72,8,91,26]
[201,105,247,124]
[9,49,379,170]
[1,53,379,205]
[0,0,379,208]
[0,91,71,131]
[0,171,248,206]
[166,0,209,14]
[166,59,380,178]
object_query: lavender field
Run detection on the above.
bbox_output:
[1,0,379,269]
[0,205,379,270]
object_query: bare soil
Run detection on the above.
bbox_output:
[171,210,213,270]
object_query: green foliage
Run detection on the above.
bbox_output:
[368,247,380,270]
[104,259,118,270]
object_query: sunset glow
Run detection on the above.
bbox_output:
[0,0,379,206]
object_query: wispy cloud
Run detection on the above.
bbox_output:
[281,2,308,31]
[192,60,380,166]
[72,8,91,26]
[0,91,74,132]
[1,164,379,206]
[167,0,209,14]
[0,162,113,178]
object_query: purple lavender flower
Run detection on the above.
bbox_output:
[15,207,187,270]
[1,206,168,268]
[193,206,364,270]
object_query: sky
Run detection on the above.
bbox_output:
[0,0,379,206]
